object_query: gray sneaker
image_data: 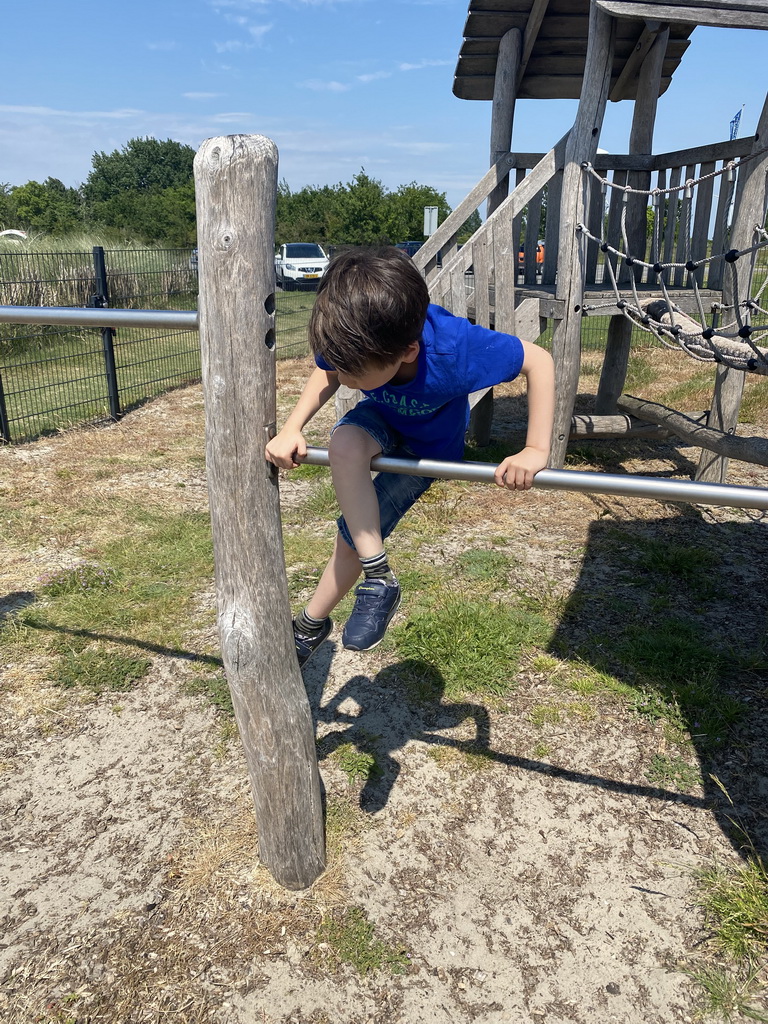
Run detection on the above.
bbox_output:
[342,578,401,651]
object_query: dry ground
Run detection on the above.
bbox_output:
[1,349,768,1024]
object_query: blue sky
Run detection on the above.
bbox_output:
[1,0,765,211]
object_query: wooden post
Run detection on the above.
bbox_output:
[696,92,768,483]
[550,1,615,467]
[194,135,326,891]
[487,29,522,218]
[596,23,668,415]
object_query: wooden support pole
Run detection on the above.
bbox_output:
[194,135,325,891]
[488,29,522,218]
[550,1,615,467]
[697,92,768,483]
[596,25,668,416]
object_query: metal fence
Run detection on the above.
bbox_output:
[0,247,316,443]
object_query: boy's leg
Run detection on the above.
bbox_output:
[326,423,385,558]
[305,531,364,621]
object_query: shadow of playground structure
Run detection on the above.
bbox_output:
[549,507,768,864]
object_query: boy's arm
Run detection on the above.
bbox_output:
[494,339,555,490]
[265,365,340,469]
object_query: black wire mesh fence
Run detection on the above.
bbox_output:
[0,248,317,442]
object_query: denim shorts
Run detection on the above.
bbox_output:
[331,400,434,551]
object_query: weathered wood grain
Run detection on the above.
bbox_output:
[194,134,325,891]
[620,395,768,468]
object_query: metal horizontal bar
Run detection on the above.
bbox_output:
[0,305,199,331]
[299,447,768,511]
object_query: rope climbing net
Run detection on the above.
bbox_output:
[577,155,768,375]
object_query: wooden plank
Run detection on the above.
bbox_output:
[673,163,697,287]
[413,152,516,276]
[609,23,665,103]
[543,165,564,286]
[595,0,768,29]
[524,190,543,285]
[691,161,715,287]
[550,3,615,468]
[194,134,325,891]
[473,231,492,329]
[662,165,682,267]
[518,0,551,86]
[708,160,737,290]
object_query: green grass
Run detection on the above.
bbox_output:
[392,595,552,699]
[644,752,700,792]
[0,509,214,693]
[315,906,410,976]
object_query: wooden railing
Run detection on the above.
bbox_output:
[414,135,757,327]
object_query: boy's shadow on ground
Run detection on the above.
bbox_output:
[302,504,768,864]
[304,653,491,813]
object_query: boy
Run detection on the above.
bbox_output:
[265,246,555,666]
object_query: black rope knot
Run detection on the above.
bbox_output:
[702,327,715,340]
[600,243,610,253]
[685,260,699,272]
[624,256,635,266]
[724,249,740,264]
[653,262,664,274]
[738,325,753,338]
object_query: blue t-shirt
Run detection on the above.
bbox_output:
[315,303,525,460]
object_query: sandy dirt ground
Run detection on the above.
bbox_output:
[1,370,767,1024]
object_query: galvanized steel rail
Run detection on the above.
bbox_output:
[299,446,768,511]
[0,305,198,331]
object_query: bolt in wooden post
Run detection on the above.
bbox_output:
[194,134,325,890]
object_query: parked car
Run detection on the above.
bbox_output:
[275,243,329,290]
[395,241,423,258]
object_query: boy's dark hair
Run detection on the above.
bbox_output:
[308,247,429,374]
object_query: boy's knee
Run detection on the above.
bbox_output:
[329,424,377,465]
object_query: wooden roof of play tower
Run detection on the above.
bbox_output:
[453,0,768,102]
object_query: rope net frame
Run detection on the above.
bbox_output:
[578,156,768,375]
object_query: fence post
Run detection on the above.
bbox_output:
[0,370,11,443]
[92,246,121,421]
[194,134,326,890]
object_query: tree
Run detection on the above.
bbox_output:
[82,137,196,244]
[10,178,82,234]
[83,137,195,204]
[384,182,451,244]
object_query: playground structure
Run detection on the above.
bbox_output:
[2,3,768,893]
[414,0,768,483]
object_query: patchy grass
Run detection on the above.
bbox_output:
[392,595,552,699]
[315,906,410,976]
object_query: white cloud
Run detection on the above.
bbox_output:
[357,71,391,83]
[183,92,226,100]
[248,23,273,42]
[300,79,350,93]
[146,40,178,51]
[214,39,246,52]
[398,59,453,72]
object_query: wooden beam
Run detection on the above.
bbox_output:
[619,396,768,468]
[488,28,522,217]
[517,0,551,88]
[550,3,615,468]
[609,22,665,102]
[194,134,326,891]
[596,0,768,30]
